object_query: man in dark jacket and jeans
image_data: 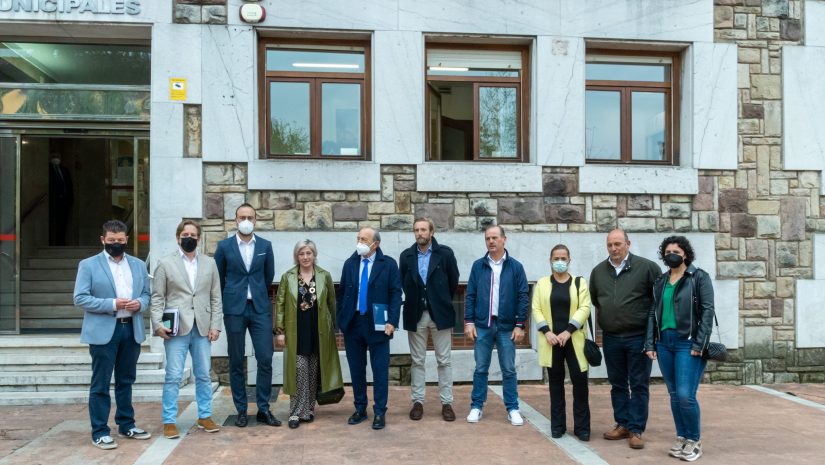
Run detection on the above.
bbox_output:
[400,218,459,422]
[464,225,529,426]
[589,229,660,449]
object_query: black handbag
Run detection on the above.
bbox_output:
[316,387,345,405]
[690,273,727,362]
[584,315,603,367]
[573,276,602,367]
[702,315,728,362]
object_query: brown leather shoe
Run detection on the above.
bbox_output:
[163,423,179,439]
[603,425,631,440]
[628,432,644,449]
[197,417,220,433]
[441,404,456,422]
[409,401,423,420]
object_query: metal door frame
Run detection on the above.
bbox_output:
[0,125,149,335]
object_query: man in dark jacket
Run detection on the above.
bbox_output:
[400,218,459,422]
[589,229,661,449]
[337,227,402,430]
[464,225,529,426]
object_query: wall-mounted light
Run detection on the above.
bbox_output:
[428,66,470,72]
[292,63,360,69]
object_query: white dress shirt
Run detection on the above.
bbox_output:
[487,252,506,318]
[237,234,256,299]
[180,249,198,290]
[611,254,628,276]
[106,251,133,318]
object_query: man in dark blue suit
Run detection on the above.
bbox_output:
[337,227,402,430]
[214,203,279,427]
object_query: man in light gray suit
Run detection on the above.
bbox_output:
[151,220,223,439]
[73,220,151,450]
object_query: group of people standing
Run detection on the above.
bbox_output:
[73,204,715,462]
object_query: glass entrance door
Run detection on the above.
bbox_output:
[0,135,20,334]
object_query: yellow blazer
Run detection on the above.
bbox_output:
[531,275,592,371]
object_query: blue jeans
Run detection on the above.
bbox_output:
[88,319,141,440]
[470,323,519,412]
[656,330,707,441]
[602,332,652,433]
[162,329,213,424]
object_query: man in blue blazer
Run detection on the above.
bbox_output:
[337,227,402,430]
[73,220,151,450]
[213,203,279,427]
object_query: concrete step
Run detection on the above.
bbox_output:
[21,280,75,292]
[0,367,190,392]
[0,382,216,406]
[20,318,83,330]
[0,335,154,354]
[21,269,78,281]
[21,305,78,318]
[26,258,83,269]
[0,352,164,371]
[20,293,74,305]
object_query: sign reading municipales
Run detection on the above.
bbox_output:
[169,78,186,101]
[0,0,141,15]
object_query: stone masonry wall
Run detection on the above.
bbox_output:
[201,0,825,385]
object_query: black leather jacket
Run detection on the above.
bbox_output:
[644,265,715,353]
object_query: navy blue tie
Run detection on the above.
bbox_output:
[358,258,369,315]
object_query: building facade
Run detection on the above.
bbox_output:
[1,0,824,398]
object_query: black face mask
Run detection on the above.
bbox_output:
[104,242,126,258]
[663,253,684,268]
[180,237,198,253]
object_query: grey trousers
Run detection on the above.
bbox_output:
[408,311,453,405]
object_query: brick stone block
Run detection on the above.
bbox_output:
[497,197,544,224]
[719,189,748,213]
[174,4,201,23]
[662,202,691,219]
[470,198,497,216]
[730,213,757,237]
[545,204,585,224]
[305,202,333,230]
[750,74,781,99]
[744,326,774,359]
[627,195,653,210]
[780,196,806,240]
[718,261,766,278]
[542,173,578,196]
[741,103,763,118]
[756,216,780,238]
[413,203,455,230]
[202,5,226,24]
[454,216,478,232]
[205,193,223,219]
[692,193,714,211]
[381,214,414,230]
[775,241,798,267]
[274,210,304,230]
[617,217,655,232]
[223,193,245,220]
[333,203,367,221]
[262,192,296,210]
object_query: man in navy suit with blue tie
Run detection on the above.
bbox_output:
[74,220,152,450]
[214,203,279,427]
[337,227,402,430]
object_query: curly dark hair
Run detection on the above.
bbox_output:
[658,235,695,266]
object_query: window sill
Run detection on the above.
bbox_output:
[247,159,380,191]
[416,162,542,193]
[579,164,698,194]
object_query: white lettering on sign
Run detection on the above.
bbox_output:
[0,0,141,14]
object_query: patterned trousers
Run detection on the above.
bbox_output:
[289,353,319,420]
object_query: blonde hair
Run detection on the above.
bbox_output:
[293,239,318,265]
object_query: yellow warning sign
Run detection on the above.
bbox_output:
[170,78,186,101]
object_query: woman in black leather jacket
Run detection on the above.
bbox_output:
[644,236,714,462]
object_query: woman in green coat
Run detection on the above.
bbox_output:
[275,239,343,429]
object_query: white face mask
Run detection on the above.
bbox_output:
[355,242,372,256]
[238,219,254,235]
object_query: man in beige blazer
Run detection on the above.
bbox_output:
[151,220,223,439]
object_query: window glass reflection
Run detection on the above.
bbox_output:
[321,83,361,156]
[479,86,517,158]
[631,92,666,161]
[269,82,310,155]
[585,90,621,160]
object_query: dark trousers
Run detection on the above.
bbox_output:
[88,320,141,440]
[343,313,389,416]
[602,332,652,433]
[547,342,590,436]
[225,301,274,413]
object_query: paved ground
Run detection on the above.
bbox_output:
[1,382,824,465]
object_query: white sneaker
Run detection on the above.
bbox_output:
[92,435,118,450]
[508,409,524,426]
[680,440,702,462]
[669,436,687,458]
[466,408,482,423]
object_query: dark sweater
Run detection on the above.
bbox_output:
[589,253,660,337]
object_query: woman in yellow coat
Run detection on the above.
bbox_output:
[531,244,592,441]
[275,239,343,429]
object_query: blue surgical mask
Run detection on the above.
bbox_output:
[552,260,568,273]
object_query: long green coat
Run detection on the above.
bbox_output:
[275,265,343,396]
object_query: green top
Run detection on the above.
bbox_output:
[660,278,681,331]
